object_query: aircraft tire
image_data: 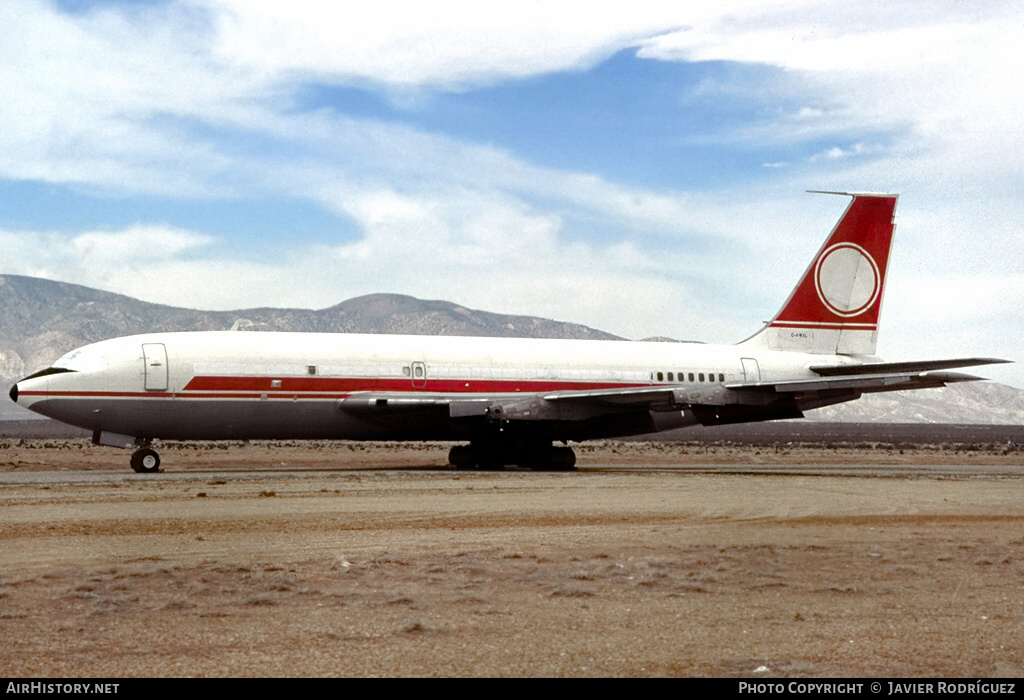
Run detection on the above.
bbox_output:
[525,446,576,472]
[449,445,500,470]
[513,444,577,472]
[448,445,474,468]
[451,444,506,470]
[130,448,160,473]
[550,446,577,472]
[475,452,505,471]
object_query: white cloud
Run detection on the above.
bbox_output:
[0,225,215,296]
[6,0,1022,203]
[807,142,882,162]
[0,1,252,195]
[638,2,1024,164]
[206,0,688,89]
[0,209,704,343]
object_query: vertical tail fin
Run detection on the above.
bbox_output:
[740,191,898,356]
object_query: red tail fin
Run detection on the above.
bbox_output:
[741,192,898,355]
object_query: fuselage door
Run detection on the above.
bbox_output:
[411,361,427,389]
[741,357,761,383]
[143,343,168,392]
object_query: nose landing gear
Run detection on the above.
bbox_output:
[130,447,160,473]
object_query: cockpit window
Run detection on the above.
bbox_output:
[20,367,76,381]
[52,348,107,373]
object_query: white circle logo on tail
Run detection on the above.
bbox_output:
[814,243,880,317]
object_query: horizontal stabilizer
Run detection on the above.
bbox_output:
[728,370,985,395]
[810,358,1010,376]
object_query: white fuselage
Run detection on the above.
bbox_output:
[13,330,840,442]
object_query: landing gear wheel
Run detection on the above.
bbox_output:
[449,445,474,469]
[449,444,505,470]
[476,455,504,471]
[517,445,577,471]
[548,446,577,472]
[449,445,504,470]
[130,448,160,473]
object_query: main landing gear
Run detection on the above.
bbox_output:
[130,447,160,473]
[448,441,577,472]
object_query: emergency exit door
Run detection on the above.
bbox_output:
[741,357,761,383]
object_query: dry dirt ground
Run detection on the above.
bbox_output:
[1,439,1023,677]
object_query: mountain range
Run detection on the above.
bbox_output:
[1,273,1020,424]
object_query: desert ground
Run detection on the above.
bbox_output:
[1,437,1023,677]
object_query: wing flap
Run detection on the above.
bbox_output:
[542,385,678,405]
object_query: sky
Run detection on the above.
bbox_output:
[1,0,1021,387]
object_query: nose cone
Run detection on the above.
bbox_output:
[8,383,16,403]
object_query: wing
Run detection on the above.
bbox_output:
[338,358,1010,428]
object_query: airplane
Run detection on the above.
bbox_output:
[8,191,1008,473]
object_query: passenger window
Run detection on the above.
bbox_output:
[688,373,694,382]
[719,373,725,382]
[307,365,317,376]
[699,373,705,382]
[667,372,674,381]
[403,366,411,377]
[657,372,664,382]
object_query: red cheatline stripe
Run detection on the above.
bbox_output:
[19,391,352,400]
[182,376,646,394]
[19,376,651,400]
